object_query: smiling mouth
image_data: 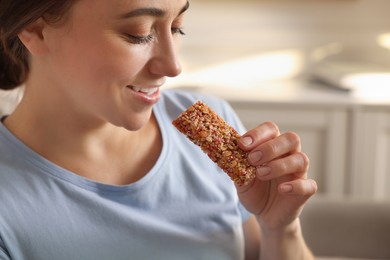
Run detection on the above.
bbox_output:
[127,86,159,96]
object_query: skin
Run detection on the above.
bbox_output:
[3,0,317,259]
[7,0,187,184]
[238,122,317,259]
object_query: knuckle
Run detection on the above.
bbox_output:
[301,179,318,196]
[278,160,289,173]
[262,121,279,136]
[297,152,310,172]
[284,131,301,147]
[268,140,280,156]
[310,179,318,193]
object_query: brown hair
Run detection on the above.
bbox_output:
[0,0,74,90]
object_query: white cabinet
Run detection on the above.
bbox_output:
[189,83,390,200]
[231,102,349,197]
[351,108,390,200]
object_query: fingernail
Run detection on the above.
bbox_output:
[249,151,263,163]
[280,184,293,193]
[241,136,253,146]
[256,166,271,177]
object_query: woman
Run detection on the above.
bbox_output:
[0,0,317,259]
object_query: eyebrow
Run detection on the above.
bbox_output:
[120,1,190,19]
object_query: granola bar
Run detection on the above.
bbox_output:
[172,101,256,186]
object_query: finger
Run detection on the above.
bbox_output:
[238,121,280,151]
[279,178,318,196]
[248,131,301,166]
[256,152,309,180]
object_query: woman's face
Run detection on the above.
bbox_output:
[41,0,188,130]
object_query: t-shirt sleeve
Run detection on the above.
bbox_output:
[238,202,252,222]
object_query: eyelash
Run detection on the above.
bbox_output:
[125,27,186,44]
[172,27,186,36]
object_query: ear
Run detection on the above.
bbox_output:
[18,18,49,55]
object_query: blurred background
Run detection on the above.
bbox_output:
[167,2,390,258]
[1,1,390,258]
[169,0,390,93]
[167,0,390,201]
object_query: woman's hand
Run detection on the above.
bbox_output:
[237,121,317,231]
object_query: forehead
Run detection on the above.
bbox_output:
[71,0,189,19]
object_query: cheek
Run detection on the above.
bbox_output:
[49,30,151,89]
[91,39,151,84]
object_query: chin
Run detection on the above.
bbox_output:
[120,111,153,132]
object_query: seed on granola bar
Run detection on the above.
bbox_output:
[172,101,256,186]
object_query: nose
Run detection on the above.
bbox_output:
[148,33,182,78]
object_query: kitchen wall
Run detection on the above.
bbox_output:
[170,0,390,200]
[170,0,390,88]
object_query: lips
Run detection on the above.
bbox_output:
[127,85,159,96]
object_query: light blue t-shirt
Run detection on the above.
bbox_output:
[0,89,251,260]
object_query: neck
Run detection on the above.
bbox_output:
[4,94,162,185]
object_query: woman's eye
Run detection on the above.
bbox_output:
[124,28,185,44]
[171,27,185,36]
[124,34,154,44]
